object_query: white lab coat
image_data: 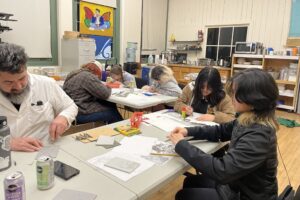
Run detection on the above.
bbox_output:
[0,74,78,144]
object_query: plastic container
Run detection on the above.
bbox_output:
[0,116,11,172]
[126,48,136,62]
[148,54,154,64]
[127,42,138,49]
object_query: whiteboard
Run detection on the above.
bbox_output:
[0,0,52,58]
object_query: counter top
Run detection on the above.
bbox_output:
[166,64,231,70]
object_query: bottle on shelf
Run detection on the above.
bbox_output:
[148,54,154,64]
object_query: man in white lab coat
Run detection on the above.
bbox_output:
[0,43,78,152]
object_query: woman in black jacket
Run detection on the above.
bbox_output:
[169,68,279,200]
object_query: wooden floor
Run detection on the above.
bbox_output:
[142,110,300,200]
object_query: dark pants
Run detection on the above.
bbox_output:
[76,108,123,124]
[176,175,221,200]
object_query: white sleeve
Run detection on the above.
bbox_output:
[50,82,78,126]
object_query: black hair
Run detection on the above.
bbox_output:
[192,67,225,110]
[228,68,278,118]
[0,43,28,73]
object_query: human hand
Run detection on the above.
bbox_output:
[49,115,68,141]
[185,106,193,115]
[170,127,188,137]
[197,114,215,121]
[10,137,43,152]
[168,133,185,145]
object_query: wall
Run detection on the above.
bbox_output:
[119,0,142,64]
[57,0,73,66]
[84,0,117,8]
[167,0,292,62]
[142,0,168,55]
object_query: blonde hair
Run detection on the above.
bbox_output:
[151,65,174,83]
[238,111,279,131]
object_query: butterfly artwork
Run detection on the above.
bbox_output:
[83,7,111,30]
[80,2,114,37]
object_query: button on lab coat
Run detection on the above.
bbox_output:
[0,74,78,144]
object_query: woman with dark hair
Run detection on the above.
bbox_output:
[169,68,279,200]
[174,67,234,123]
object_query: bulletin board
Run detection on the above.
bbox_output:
[79,1,114,37]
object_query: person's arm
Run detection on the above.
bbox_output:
[175,127,273,184]
[50,81,78,140]
[186,120,235,142]
[213,95,236,123]
[174,85,192,113]
[154,81,182,97]
[82,74,112,100]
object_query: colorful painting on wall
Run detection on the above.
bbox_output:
[80,1,114,37]
[88,35,112,59]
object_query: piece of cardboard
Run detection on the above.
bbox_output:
[73,127,119,143]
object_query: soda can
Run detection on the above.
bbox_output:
[4,171,26,200]
[36,156,54,190]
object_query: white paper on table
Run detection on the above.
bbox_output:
[188,119,219,126]
[112,135,158,156]
[111,88,123,95]
[87,151,154,182]
[144,113,193,133]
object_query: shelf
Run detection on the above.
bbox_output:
[233,64,263,69]
[174,48,201,51]
[279,91,294,97]
[277,104,294,110]
[275,80,296,85]
[264,55,299,60]
[170,40,200,43]
[233,54,263,59]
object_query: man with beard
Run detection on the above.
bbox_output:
[0,43,78,152]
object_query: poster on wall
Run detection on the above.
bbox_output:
[88,35,112,59]
[80,1,114,37]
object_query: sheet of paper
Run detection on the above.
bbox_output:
[112,135,158,156]
[35,145,59,159]
[87,151,154,182]
[96,136,115,146]
[52,189,97,200]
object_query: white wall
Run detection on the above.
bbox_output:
[119,0,142,64]
[142,0,168,54]
[57,0,73,65]
[167,0,292,62]
[84,0,117,8]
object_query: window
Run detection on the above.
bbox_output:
[205,26,247,62]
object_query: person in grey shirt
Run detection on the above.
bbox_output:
[142,65,182,97]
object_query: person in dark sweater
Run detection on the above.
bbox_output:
[63,61,122,124]
[168,68,279,200]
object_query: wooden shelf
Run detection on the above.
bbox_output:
[233,54,263,59]
[276,80,296,85]
[264,55,299,60]
[170,40,200,43]
[233,64,263,69]
[279,91,294,97]
[277,104,294,110]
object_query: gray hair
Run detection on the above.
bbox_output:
[0,43,28,73]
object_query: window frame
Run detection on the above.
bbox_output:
[205,24,248,61]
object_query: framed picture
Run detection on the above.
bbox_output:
[87,35,112,59]
[80,1,114,37]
